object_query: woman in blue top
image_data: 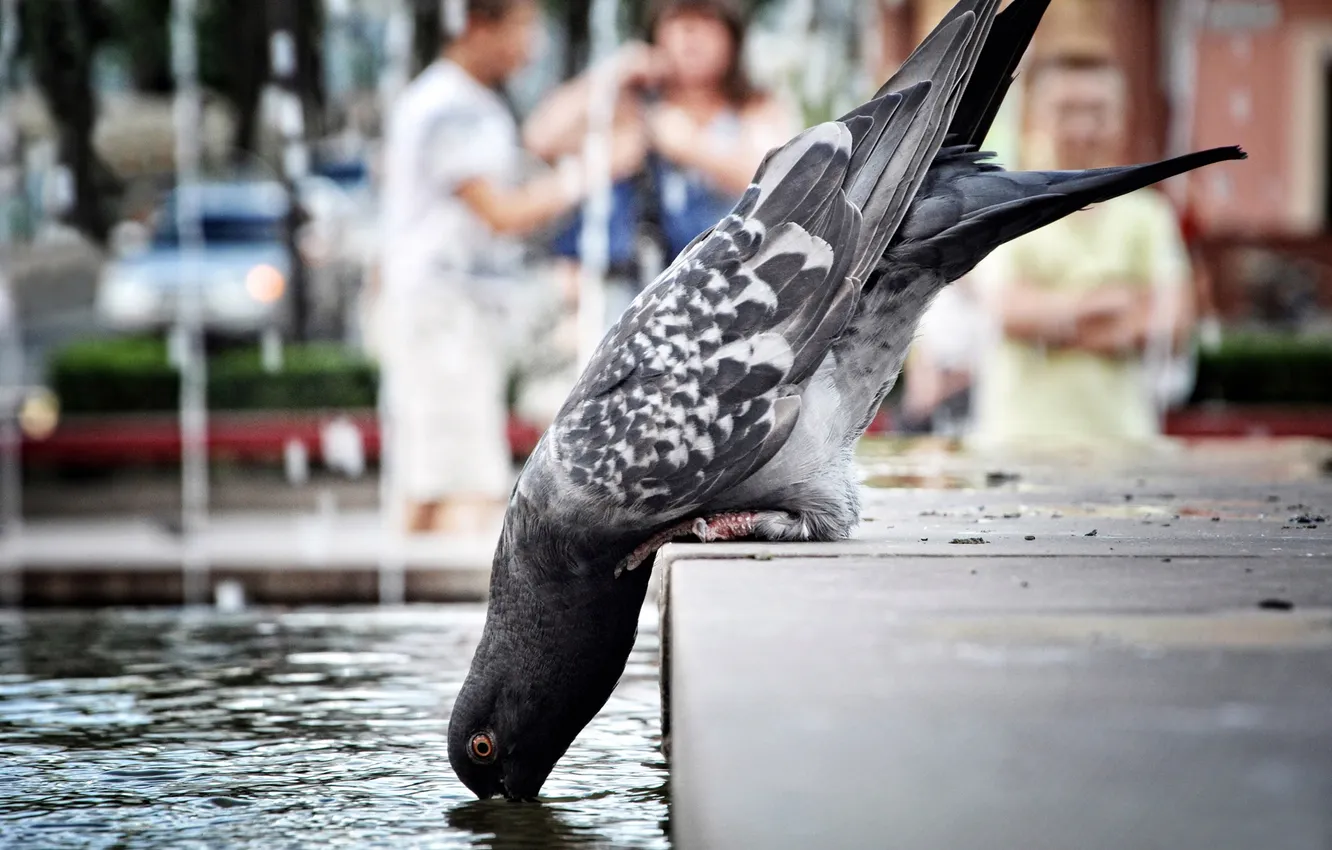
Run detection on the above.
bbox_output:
[526,0,797,324]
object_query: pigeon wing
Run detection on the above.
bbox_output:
[545,120,867,523]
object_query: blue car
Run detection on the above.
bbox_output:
[96,181,300,334]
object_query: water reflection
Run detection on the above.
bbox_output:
[447,800,600,848]
[0,606,669,849]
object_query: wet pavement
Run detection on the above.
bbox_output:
[663,438,1332,850]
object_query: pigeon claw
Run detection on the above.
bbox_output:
[614,512,763,578]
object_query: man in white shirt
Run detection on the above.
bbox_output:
[381,0,591,534]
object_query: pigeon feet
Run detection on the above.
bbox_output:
[615,511,767,577]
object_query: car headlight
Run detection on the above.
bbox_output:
[245,265,286,304]
[96,270,162,322]
[204,266,285,320]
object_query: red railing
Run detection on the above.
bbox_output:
[19,406,1330,468]
[20,410,543,466]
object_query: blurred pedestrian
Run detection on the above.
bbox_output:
[899,281,985,436]
[379,0,602,535]
[970,54,1196,447]
[524,0,798,324]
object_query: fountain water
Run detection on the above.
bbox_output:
[373,0,416,607]
[574,0,619,366]
[170,0,211,607]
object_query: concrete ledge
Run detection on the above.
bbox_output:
[659,447,1332,849]
[664,552,1332,850]
[1,511,496,606]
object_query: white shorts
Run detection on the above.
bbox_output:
[382,285,512,502]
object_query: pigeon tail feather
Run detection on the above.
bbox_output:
[944,0,1052,148]
[902,146,1248,280]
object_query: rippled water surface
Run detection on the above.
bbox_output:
[0,606,669,849]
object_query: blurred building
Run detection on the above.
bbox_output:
[872,0,1332,326]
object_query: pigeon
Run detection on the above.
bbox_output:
[449,0,1245,801]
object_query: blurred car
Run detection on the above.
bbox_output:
[313,158,370,198]
[97,181,296,334]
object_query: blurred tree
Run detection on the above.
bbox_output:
[105,0,325,164]
[555,0,591,78]
[410,0,440,75]
[18,0,121,243]
[109,0,172,93]
[200,1,271,164]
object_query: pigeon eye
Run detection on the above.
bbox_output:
[468,731,497,764]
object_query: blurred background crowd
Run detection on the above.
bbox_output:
[0,0,1329,540]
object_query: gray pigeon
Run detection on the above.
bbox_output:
[450,0,1244,801]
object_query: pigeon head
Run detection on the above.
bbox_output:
[449,505,652,801]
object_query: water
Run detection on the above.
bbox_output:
[0,606,670,849]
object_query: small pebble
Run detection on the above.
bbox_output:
[1266,495,1281,503]
[920,538,928,542]
[1162,557,1172,563]
[969,569,978,575]
[1212,517,1221,522]
[1258,598,1294,611]
[1019,581,1029,589]
[1024,535,1036,541]
[1124,494,1133,501]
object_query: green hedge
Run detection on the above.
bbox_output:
[1191,332,1332,406]
[50,337,379,413]
[47,330,1332,415]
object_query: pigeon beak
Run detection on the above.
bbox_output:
[499,773,539,803]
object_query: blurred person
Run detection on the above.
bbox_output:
[970,55,1196,447]
[380,0,616,535]
[899,281,985,436]
[524,0,798,323]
